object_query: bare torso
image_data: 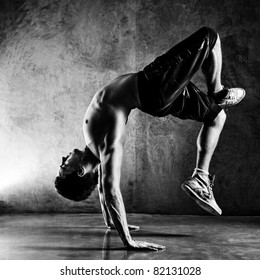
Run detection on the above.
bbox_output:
[83,72,140,158]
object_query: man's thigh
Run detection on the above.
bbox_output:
[169,82,222,123]
[143,27,218,107]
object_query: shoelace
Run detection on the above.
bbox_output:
[225,89,237,100]
[195,173,215,198]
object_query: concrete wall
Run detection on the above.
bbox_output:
[0,0,259,215]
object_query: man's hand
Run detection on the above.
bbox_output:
[108,224,140,231]
[127,240,166,251]
[127,224,140,231]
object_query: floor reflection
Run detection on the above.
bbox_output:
[1,214,260,260]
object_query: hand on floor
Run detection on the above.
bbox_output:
[127,240,166,251]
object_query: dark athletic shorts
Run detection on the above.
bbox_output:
[138,27,222,123]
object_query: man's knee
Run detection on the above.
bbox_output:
[214,33,221,48]
[198,26,219,50]
[212,109,226,127]
[199,26,218,37]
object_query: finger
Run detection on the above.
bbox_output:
[142,242,166,251]
[128,225,140,231]
[147,243,166,251]
[157,245,166,250]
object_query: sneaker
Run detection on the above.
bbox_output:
[181,173,222,215]
[215,87,246,108]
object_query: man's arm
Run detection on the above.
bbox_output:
[98,165,140,231]
[99,113,165,250]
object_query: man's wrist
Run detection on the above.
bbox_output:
[125,237,135,247]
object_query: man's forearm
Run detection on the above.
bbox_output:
[98,165,113,228]
[104,183,132,246]
[100,141,133,247]
[98,189,113,227]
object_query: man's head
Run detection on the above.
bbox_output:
[55,147,100,201]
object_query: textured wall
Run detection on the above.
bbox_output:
[0,0,259,215]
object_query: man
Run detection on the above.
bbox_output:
[55,27,245,250]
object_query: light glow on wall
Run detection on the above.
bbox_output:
[0,137,40,193]
[0,160,34,192]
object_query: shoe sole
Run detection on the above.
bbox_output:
[181,184,222,216]
[218,88,246,108]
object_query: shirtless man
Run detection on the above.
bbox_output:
[55,27,245,250]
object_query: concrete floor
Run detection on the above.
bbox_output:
[0,214,259,260]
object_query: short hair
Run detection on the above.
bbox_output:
[55,148,99,202]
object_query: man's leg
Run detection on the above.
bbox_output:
[180,31,245,215]
[181,111,226,216]
[202,33,245,107]
[202,34,223,95]
[143,27,244,214]
[196,110,226,173]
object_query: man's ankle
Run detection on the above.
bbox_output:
[192,168,209,178]
[209,86,227,99]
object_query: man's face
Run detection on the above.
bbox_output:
[59,149,98,178]
[59,149,82,178]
